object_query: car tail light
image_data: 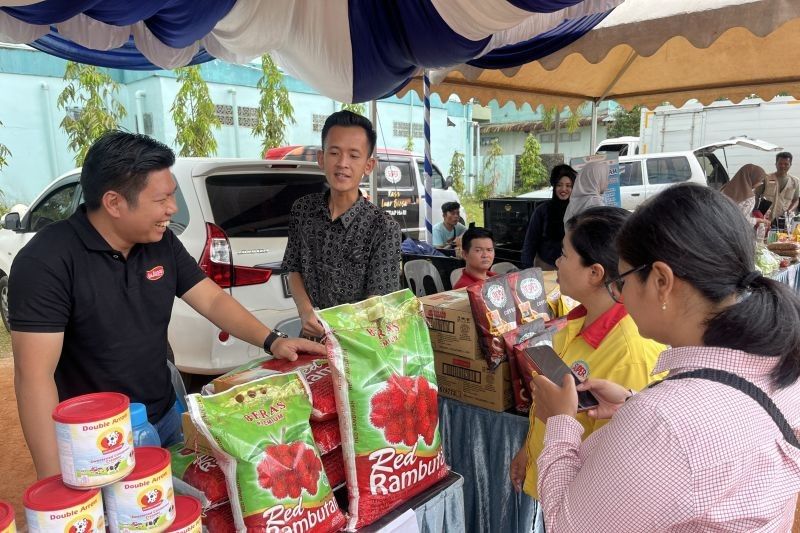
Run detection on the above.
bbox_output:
[199,223,273,288]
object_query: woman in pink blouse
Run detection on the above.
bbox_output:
[531,183,800,532]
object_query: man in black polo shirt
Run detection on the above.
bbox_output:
[9,131,325,479]
[283,111,401,338]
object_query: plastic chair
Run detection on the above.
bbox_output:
[450,268,464,288]
[404,260,445,296]
[492,261,519,274]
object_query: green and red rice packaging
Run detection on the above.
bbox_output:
[318,289,449,530]
[187,372,346,533]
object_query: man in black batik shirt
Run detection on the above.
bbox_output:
[283,111,401,338]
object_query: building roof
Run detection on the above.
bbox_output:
[481,114,609,134]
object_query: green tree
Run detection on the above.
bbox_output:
[404,135,414,152]
[56,62,126,165]
[478,138,503,200]
[517,134,548,192]
[340,102,366,115]
[607,105,642,138]
[448,151,465,196]
[171,66,220,157]
[252,55,296,153]
[0,120,10,172]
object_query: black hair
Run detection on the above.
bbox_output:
[776,151,793,163]
[321,110,377,155]
[441,201,460,215]
[617,183,800,388]
[550,164,577,188]
[565,206,629,282]
[81,130,175,211]
[461,227,494,252]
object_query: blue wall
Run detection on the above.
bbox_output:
[0,46,471,204]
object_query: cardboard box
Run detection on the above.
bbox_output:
[434,351,512,412]
[420,289,482,360]
[181,412,213,455]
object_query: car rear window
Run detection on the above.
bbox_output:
[205,173,327,238]
[646,156,693,185]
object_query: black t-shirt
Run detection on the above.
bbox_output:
[8,206,206,422]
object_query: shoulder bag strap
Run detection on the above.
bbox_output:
[651,368,800,449]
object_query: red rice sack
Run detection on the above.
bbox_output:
[211,355,336,421]
[204,503,236,533]
[507,268,551,323]
[502,319,547,413]
[321,450,346,489]
[310,418,341,455]
[318,289,449,530]
[169,444,229,507]
[467,274,518,369]
[187,372,346,533]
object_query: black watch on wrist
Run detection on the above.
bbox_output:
[263,329,289,355]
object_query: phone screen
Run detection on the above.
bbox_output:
[523,345,599,411]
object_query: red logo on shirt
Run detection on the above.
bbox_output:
[146,266,165,281]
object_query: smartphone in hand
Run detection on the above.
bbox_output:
[523,345,599,411]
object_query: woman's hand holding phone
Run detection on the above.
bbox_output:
[531,374,578,422]
[576,379,632,420]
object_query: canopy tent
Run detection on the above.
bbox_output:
[398,0,800,111]
[0,0,620,103]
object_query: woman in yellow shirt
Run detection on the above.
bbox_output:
[509,206,665,509]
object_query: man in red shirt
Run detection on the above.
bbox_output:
[453,227,497,289]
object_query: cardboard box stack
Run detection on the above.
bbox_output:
[420,289,513,412]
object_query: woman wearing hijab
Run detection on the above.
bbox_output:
[720,163,770,227]
[521,165,577,270]
[563,161,609,224]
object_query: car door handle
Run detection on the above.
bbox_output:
[631,193,641,196]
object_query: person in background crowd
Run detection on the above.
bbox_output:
[531,183,800,532]
[562,161,608,224]
[432,201,466,248]
[453,227,496,289]
[8,131,325,479]
[510,206,664,532]
[283,111,402,339]
[521,165,577,270]
[755,151,800,227]
[720,163,770,228]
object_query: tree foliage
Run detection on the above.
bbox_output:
[171,66,220,157]
[448,150,465,196]
[56,62,126,165]
[252,55,296,153]
[340,102,366,115]
[477,138,504,200]
[517,134,548,192]
[404,135,414,152]
[0,120,10,172]
[607,105,642,138]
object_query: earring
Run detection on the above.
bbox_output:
[661,302,667,311]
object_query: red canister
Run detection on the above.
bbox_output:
[167,496,202,533]
[24,475,105,533]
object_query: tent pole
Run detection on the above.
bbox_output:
[369,100,378,205]
[423,71,433,244]
[591,100,599,152]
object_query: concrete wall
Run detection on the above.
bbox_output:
[0,46,471,205]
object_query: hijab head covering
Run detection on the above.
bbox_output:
[563,161,608,224]
[545,165,577,242]
[720,164,767,204]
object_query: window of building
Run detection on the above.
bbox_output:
[559,132,581,142]
[237,106,260,128]
[215,104,233,126]
[393,121,424,138]
[540,133,555,143]
[312,113,329,132]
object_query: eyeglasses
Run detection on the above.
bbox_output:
[604,264,650,303]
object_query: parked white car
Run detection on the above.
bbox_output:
[0,158,328,374]
[522,137,782,210]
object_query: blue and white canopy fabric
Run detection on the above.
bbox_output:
[0,0,619,102]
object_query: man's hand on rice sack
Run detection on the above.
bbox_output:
[531,374,578,422]
[271,336,327,361]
